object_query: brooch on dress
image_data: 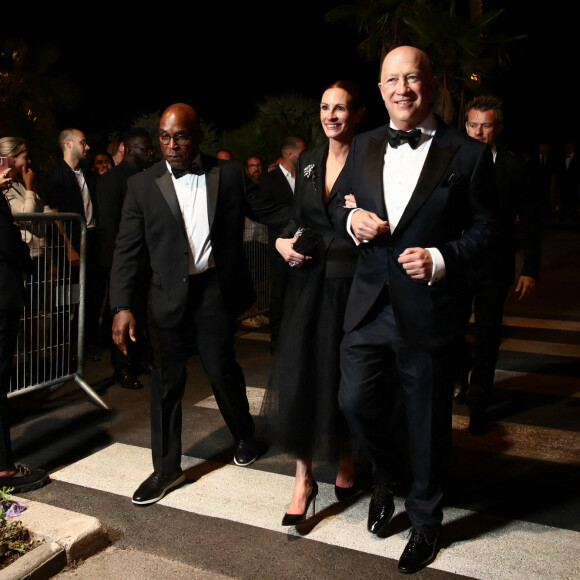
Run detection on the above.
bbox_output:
[303,163,317,191]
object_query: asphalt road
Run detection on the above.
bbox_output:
[8,224,580,579]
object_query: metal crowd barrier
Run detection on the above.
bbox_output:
[7,212,108,409]
[241,217,271,323]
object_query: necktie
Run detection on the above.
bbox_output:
[172,162,203,179]
[387,127,421,150]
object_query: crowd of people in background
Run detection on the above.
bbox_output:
[1,41,579,574]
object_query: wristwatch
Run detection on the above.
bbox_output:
[110,306,131,316]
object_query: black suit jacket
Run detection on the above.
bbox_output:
[109,154,293,328]
[333,119,499,351]
[0,194,32,310]
[258,165,294,243]
[482,148,541,285]
[45,160,99,250]
[96,160,141,268]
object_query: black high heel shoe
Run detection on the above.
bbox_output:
[334,481,363,502]
[281,480,318,526]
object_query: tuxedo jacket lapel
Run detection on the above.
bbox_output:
[204,159,219,230]
[366,134,388,218]
[394,131,459,235]
[156,171,185,231]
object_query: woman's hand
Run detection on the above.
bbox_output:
[0,171,12,191]
[343,193,357,209]
[275,236,311,268]
[21,166,35,191]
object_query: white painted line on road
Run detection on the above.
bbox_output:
[51,443,580,580]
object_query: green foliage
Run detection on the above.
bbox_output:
[326,0,527,127]
[0,488,36,570]
[214,94,325,163]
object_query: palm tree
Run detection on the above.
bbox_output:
[326,0,526,127]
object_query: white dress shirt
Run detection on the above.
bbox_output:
[348,112,445,283]
[168,157,214,275]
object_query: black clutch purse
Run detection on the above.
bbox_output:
[292,227,320,256]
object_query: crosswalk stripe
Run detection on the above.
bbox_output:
[196,389,580,466]
[502,316,580,332]
[452,415,580,465]
[50,443,580,580]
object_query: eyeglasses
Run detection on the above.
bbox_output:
[130,146,155,151]
[159,132,192,146]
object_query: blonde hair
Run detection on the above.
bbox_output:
[0,136,28,157]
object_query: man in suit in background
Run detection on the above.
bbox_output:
[456,95,542,434]
[110,103,293,506]
[333,46,498,573]
[45,128,103,360]
[258,136,305,353]
[0,186,50,493]
[556,141,579,226]
[97,127,155,390]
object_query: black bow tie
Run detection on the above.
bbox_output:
[172,162,203,179]
[387,127,422,150]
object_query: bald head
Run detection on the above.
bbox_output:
[378,45,437,131]
[159,103,204,171]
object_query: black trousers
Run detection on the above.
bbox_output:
[338,299,453,534]
[148,269,254,474]
[0,307,21,471]
[458,280,510,412]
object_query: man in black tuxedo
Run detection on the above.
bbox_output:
[97,127,155,390]
[332,46,498,573]
[110,103,293,506]
[259,136,305,353]
[0,190,50,493]
[456,95,541,433]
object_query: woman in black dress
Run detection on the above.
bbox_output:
[263,81,365,524]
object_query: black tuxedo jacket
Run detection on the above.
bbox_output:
[0,194,32,310]
[109,154,293,328]
[333,119,499,351]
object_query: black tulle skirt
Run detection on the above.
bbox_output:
[262,258,352,461]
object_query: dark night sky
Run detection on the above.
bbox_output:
[9,1,576,155]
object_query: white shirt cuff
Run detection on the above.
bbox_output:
[427,247,445,285]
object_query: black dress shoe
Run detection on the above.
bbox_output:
[132,471,185,506]
[114,368,143,390]
[233,439,259,466]
[367,484,395,534]
[397,528,440,574]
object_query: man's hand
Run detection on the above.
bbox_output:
[351,210,389,241]
[514,275,536,301]
[112,310,137,355]
[398,247,433,280]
